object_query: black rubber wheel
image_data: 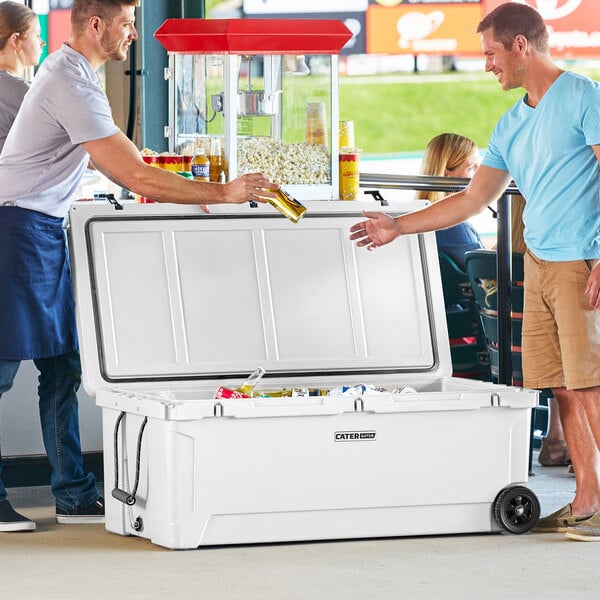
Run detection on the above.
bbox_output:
[493,485,540,534]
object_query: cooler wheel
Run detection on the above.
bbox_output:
[493,485,540,534]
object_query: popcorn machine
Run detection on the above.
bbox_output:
[154,19,352,200]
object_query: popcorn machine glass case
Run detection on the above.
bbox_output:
[154,19,352,200]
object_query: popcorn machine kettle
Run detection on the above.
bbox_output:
[154,18,352,201]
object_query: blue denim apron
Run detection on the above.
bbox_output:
[0,206,78,360]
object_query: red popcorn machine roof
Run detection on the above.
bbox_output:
[154,18,353,55]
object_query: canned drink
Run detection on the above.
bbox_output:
[214,386,249,399]
[268,188,307,223]
[339,151,361,201]
[339,120,355,150]
[255,389,291,398]
[182,155,193,172]
[291,387,310,397]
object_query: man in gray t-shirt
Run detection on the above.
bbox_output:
[0,43,119,216]
[0,10,273,217]
[0,0,274,532]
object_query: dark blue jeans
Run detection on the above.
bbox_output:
[0,351,99,509]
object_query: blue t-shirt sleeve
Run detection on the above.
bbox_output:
[482,124,508,171]
[582,82,600,146]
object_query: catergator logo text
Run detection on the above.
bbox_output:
[334,430,377,442]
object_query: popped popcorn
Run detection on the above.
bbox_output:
[178,137,332,185]
[238,138,330,185]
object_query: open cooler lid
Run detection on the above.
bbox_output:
[68,200,451,396]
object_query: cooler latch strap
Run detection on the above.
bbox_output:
[94,192,124,210]
[112,411,148,506]
[364,190,389,206]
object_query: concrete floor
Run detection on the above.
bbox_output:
[2,450,599,600]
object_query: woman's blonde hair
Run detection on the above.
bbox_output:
[417,133,477,203]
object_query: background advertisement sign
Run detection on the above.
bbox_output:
[243,0,368,14]
[252,12,366,55]
[47,9,70,54]
[366,4,483,54]
[482,0,600,58]
[369,0,480,4]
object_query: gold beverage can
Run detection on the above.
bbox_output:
[269,188,307,223]
[339,120,355,150]
[339,151,361,201]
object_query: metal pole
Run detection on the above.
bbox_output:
[496,192,513,385]
[183,0,205,18]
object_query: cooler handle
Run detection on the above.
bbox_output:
[112,411,148,506]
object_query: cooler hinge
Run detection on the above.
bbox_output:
[491,392,501,407]
[214,402,224,417]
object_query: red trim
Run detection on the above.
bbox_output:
[449,336,477,346]
[154,19,353,55]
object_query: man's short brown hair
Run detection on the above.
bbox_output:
[477,2,549,53]
[71,0,139,36]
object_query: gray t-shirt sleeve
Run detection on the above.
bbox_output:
[55,80,119,145]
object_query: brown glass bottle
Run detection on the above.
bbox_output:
[209,136,225,182]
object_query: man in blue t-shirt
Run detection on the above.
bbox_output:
[350,3,600,541]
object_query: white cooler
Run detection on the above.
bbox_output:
[68,199,539,550]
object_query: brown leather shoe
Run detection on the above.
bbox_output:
[565,511,600,541]
[533,504,593,533]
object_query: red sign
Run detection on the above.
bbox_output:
[48,10,70,54]
[367,4,483,55]
[483,0,600,58]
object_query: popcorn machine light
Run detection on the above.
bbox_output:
[154,19,352,201]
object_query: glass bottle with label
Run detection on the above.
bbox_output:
[236,367,266,397]
[191,147,209,182]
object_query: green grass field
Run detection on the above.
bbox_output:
[340,67,600,154]
[204,0,599,155]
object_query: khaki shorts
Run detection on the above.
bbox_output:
[522,251,600,390]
